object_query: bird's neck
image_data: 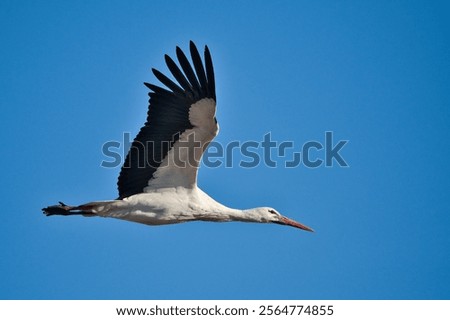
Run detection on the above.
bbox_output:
[195,207,264,223]
[193,187,264,223]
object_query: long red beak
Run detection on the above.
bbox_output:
[279,216,314,232]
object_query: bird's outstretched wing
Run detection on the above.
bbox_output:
[117,41,217,199]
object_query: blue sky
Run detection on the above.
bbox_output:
[1,1,449,299]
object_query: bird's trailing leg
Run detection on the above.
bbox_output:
[42,201,96,217]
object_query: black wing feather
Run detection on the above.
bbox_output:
[117,42,216,199]
[204,46,216,100]
[176,46,202,98]
[190,41,208,91]
[151,68,185,96]
[164,54,193,95]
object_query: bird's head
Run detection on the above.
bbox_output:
[249,207,314,232]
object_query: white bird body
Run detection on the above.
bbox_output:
[43,42,313,232]
[88,187,273,226]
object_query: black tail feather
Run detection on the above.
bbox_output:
[42,202,93,216]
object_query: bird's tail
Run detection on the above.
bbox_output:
[42,201,96,217]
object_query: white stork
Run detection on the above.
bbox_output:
[43,41,313,232]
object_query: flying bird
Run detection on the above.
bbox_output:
[42,41,313,232]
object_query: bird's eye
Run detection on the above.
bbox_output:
[268,209,277,215]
